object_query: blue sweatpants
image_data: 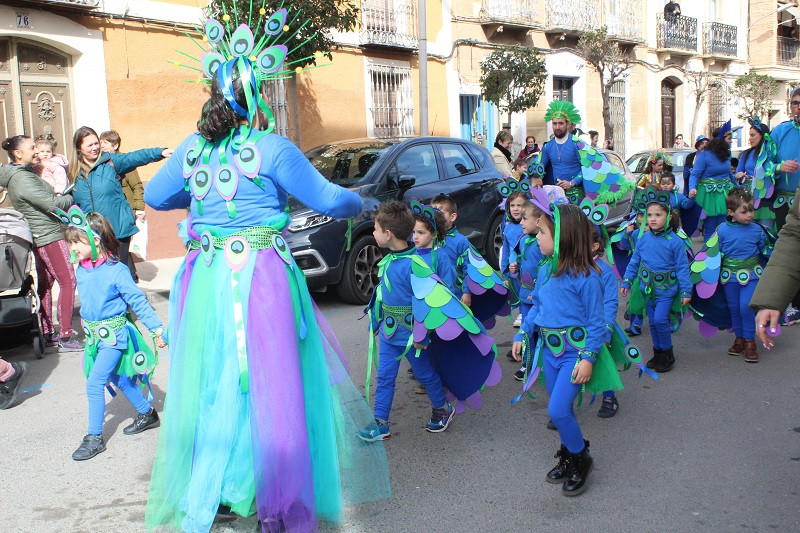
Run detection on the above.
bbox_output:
[722,280,758,340]
[86,338,151,435]
[374,339,446,422]
[646,293,676,350]
[703,215,725,241]
[543,348,586,454]
[629,313,643,332]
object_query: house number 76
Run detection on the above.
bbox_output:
[17,14,30,28]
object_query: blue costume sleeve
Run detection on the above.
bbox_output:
[757,225,767,254]
[735,155,746,174]
[580,274,606,362]
[600,264,618,342]
[115,266,163,332]
[435,251,457,293]
[673,237,692,298]
[571,175,584,187]
[110,148,165,176]
[678,192,695,209]
[501,227,511,274]
[267,136,362,219]
[514,264,543,342]
[144,135,194,210]
[621,236,643,287]
[689,151,707,191]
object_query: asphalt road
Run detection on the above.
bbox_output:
[3,286,799,532]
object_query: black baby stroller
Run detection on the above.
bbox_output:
[0,208,46,357]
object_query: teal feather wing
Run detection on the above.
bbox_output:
[575,140,635,204]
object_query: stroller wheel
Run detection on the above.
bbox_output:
[34,334,45,359]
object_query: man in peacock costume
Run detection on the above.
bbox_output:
[527,100,635,206]
[143,6,390,532]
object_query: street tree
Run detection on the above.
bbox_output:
[480,45,548,129]
[206,0,360,143]
[577,26,632,145]
[732,71,779,121]
[685,70,723,141]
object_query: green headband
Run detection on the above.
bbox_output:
[54,206,99,262]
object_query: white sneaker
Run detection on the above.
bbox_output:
[513,314,522,328]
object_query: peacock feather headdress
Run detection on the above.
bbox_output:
[544,100,581,124]
[54,206,99,262]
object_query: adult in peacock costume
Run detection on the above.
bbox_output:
[734,117,781,230]
[143,7,389,533]
[528,100,634,206]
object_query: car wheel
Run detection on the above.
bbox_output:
[336,234,383,305]
[484,215,503,270]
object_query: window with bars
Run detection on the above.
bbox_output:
[609,80,626,157]
[708,81,727,134]
[553,77,574,102]
[263,78,289,138]
[368,63,415,138]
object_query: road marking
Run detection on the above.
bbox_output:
[19,383,53,394]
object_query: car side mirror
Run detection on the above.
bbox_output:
[398,175,416,190]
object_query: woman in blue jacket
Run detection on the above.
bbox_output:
[68,126,171,273]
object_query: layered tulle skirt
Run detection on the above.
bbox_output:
[145,232,390,533]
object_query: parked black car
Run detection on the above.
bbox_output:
[285,137,506,304]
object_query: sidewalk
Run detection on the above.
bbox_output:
[135,256,184,301]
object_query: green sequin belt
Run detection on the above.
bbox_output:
[189,225,293,267]
[539,326,594,358]
[698,178,735,194]
[720,255,762,285]
[82,314,127,346]
[637,264,678,292]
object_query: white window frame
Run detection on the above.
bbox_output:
[364,57,415,138]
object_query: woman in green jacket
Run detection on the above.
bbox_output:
[1,135,80,350]
[68,126,171,274]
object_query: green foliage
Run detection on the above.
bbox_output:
[577,26,630,83]
[206,0,360,70]
[480,46,548,120]
[732,71,779,120]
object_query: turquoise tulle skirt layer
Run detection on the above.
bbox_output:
[145,238,390,533]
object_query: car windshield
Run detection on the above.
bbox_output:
[304,141,393,187]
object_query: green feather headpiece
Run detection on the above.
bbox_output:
[544,100,581,124]
[54,206,99,262]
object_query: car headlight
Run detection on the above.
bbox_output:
[287,213,333,232]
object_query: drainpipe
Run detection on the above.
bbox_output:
[419,0,429,136]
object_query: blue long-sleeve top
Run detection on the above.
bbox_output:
[689,149,735,191]
[617,224,642,251]
[144,131,361,233]
[620,229,692,298]
[736,149,757,177]
[597,258,619,343]
[514,264,605,361]
[76,260,163,333]
[416,247,457,294]
[73,148,164,239]
[370,246,418,347]
[769,120,800,192]
[539,134,583,187]
[440,226,472,294]
[667,190,695,210]
[501,219,523,274]
[516,235,544,303]
[716,221,767,259]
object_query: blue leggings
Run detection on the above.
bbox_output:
[703,215,726,241]
[723,280,757,340]
[629,313,643,331]
[543,349,585,454]
[374,339,446,422]
[86,343,151,435]
[646,294,675,350]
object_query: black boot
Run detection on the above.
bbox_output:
[562,440,593,496]
[123,408,160,435]
[545,445,569,484]
[645,347,661,369]
[654,347,675,373]
[72,434,106,461]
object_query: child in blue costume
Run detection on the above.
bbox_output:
[614,212,645,336]
[690,189,770,363]
[502,190,526,318]
[512,203,619,497]
[58,208,165,462]
[410,200,457,290]
[660,172,702,237]
[593,224,621,419]
[689,122,738,240]
[621,189,693,373]
[431,193,472,302]
[511,200,545,378]
[144,16,390,532]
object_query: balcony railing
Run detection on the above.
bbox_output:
[481,0,538,27]
[604,0,643,43]
[360,0,418,50]
[545,0,601,33]
[703,22,737,58]
[778,36,800,67]
[656,13,697,53]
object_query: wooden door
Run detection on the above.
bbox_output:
[661,80,675,148]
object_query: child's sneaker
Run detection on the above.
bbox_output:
[58,332,84,352]
[514,366,526,381]
[0,361,28,410]
[513,314,522,328]
[624,323,641,336]
[358,419,390,442]
[783,306,800,326]
[425,403,455,433]
[597,396,619,418]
